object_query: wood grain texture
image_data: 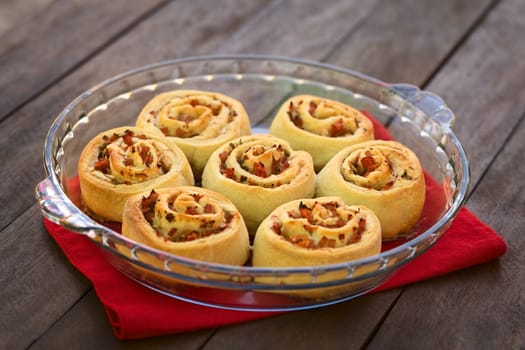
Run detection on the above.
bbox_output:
[204,291,400,350]
[0,206,90,349]
[0,0,52,37]
[207,0,380,60]
[0,0,167,122]
[327,0,495,84]
[30,291,216,350]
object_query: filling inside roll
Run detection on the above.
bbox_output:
[90,129,172,185]
[142,94,239,139]
[270,200,370,249]
[341,146,419,190]
[139,189,235,242]
[286,97,368,137]
[218,142,292,186]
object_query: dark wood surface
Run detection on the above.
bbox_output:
[1,0,523,349]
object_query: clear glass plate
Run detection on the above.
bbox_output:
[35,55,469,311]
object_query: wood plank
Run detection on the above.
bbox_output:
[0,206,90,349]
[206,0,380,59]
[366,0,525,348]
[0,0,167,122]
[327,0,497,84]
[204,291,400,350]
[30,291,215,350]
[0,0,53,37]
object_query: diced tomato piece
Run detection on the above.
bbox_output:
[271,221,281,235]
[361,156,376,173]
[300,207,312,219]
[292,116,304,129]
[253,162,267,178]
[123,131,134,146]
[218,150,229,163]
[220,167,236,179]
[204,203,213,213]
[185,207,198,215]
[94,159,109,173]
[290,234,312,248]
[309,101,316,115]
[330,118,346,137]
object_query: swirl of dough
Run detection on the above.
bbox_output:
[268,199,380,250]
[122,186,250,266]
[136,90,251,178]
[78,126,194,222]
[202,134,316,235]
[316,140,426,239]
[252,197,382,298]
[269,95,374,170]
[150,190,230,242]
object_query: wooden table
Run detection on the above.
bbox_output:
[1,0,523,349]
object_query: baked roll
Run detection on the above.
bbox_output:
[269,95,374,170]
[253,197,382,266]
[78,126,194,222]
[121,186,250,266]
[201,134,316,235]
[252,197,382,299]
[136,90,252,178]
[316,140,426,239]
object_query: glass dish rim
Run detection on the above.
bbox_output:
[39,54,470,284]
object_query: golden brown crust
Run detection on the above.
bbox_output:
[252,197,382,299]
[252,197,382,267]
[77,126,194,222]
[316,140,426,239]
[136,90,252,179]
[269,95,374,171]
[121,186,250,266]
[201,134,316,235]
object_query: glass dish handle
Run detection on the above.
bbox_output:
[390,83,456,128]
[35,178,100,237]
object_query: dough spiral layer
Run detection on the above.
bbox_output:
[136,90,251,178]
[316,140,425,239]
[252,197,382,299]
[78,126,194,222]
[269,95,374,170]
[122,186,250,265]
[253,197,382,267]
[201,134,316,234]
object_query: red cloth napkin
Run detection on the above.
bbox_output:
[44,207,506,339]
[43,114,508,340]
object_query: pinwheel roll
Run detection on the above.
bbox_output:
[201,134,316,234]
[269,95,374,170]
[78,126,194,222]
[122,186,250,266]
[316,140,426,239]
[253,197,382,268]
[136,90,252,178]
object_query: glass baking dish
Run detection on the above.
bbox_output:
[35,55,469,311]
